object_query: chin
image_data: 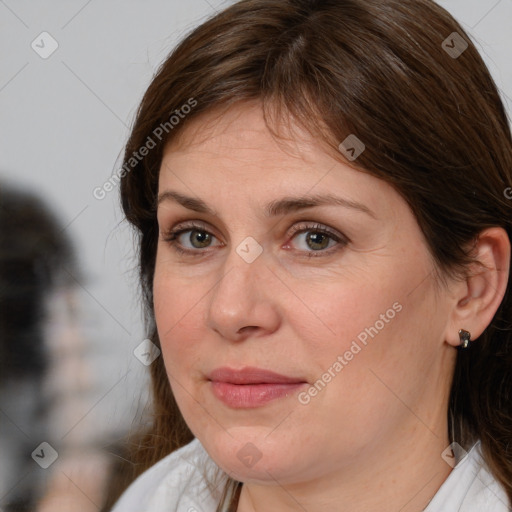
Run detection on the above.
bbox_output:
[197,426,305,484]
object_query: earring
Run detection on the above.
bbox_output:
[458,329,471,349]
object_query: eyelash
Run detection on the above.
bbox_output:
[161,221,348,258]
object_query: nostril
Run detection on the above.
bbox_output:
[238,326,258,334]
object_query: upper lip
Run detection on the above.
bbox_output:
[208,366,307,385]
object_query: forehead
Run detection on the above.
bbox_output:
[164,100,339,163]
[162,103,345,181]
[157,102,405,224]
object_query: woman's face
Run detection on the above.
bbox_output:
[153,102,457,485]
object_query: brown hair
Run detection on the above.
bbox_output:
[117,0,512,508]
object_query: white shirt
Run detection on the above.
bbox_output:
[110,438,511,511]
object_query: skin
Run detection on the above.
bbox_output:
[153,100,510,512]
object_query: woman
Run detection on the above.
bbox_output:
[111,0,512,510]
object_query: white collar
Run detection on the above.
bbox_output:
[424,440,509,511]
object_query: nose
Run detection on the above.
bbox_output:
[205,241,281,343]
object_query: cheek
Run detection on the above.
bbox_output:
[153,266,202,373]
[153,274,211,436]
[297,270,404,355]
[294,253,441,401]
[309,274,443,421]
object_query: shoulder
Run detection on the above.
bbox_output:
[110,438,223,512]
[426,440,511,512]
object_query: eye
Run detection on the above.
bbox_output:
[286,222,348,257]
[161,222,221,255]
[161,221,348,258]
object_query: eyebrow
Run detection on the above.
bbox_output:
[157,190,376,219]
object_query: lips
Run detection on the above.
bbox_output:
[208,366,308,408]
[208,366,306,385]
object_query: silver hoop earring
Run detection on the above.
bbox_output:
[458,329,471,349]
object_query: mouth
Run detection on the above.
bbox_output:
[207,366,308,409]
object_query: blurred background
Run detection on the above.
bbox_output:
[0,0,511,510]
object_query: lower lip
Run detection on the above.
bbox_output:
[210,381,306,408]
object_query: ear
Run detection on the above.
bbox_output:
[444,227,510,348]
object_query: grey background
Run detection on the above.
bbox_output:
[0,0,511,485]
